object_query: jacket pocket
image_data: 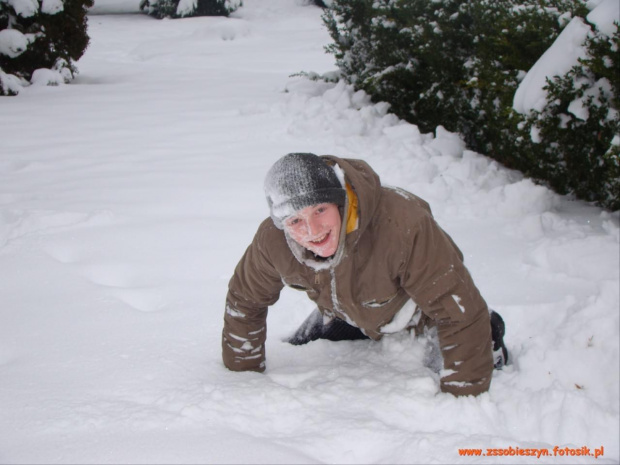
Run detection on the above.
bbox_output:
[288,283,310,291]
[284,280,319,299]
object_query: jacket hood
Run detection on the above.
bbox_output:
[322,155,382,241]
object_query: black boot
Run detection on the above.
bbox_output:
[490,310,509,369]
[288,309,369,345]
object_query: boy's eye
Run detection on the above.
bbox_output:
[288,218,300,226]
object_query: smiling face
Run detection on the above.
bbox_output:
[283,203,342,257]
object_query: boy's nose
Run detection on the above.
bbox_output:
[307,216,321,236]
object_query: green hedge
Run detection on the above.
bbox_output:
[1,0,93,96]
[139,0,241,19]
[514,25,620,209]
[323,0,619,210]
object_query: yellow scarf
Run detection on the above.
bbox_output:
[345,182,359,234]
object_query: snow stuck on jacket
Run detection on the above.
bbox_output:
[0,0,618,463]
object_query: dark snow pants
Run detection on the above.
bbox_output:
[287,308,509,369]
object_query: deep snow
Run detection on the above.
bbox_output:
[0,0,618,463]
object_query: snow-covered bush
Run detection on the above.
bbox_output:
[308,0,330,7]
[460,1,587,155]
[0,0,93,96]
[323,0,584,140]
[139,0,241,19]
[514,17,619,210]
[323,0,620,210]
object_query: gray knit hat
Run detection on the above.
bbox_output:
[264,153,346,228]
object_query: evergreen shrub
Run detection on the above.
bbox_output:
[140,0,241,19]
[0,0,93,96]
[514,22,620,210]
[323,0,619,209]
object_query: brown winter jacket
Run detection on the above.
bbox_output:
[222,156,494,396]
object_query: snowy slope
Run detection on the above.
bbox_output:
[0,1,618,463]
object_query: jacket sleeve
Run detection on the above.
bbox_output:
[222,221,284,373]
[400,213,494,396]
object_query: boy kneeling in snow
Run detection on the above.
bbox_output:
[222,153,508,396]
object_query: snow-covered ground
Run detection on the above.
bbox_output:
[1,0,618,463]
